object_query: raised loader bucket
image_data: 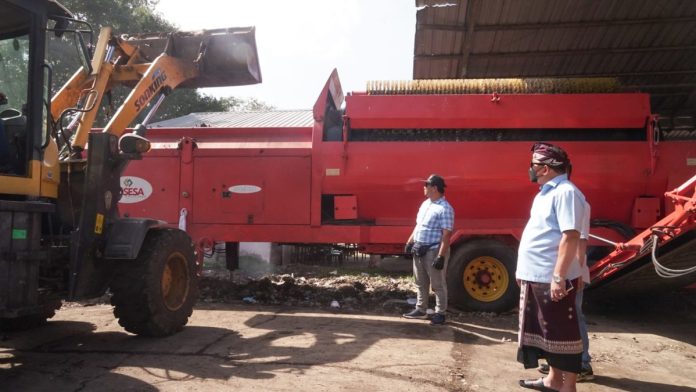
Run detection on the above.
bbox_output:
[124,27,262,88]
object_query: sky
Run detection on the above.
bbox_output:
[154,0,417,110]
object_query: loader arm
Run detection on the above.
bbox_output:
[50,67,90,121]
[52,26,261,151]
[101,54,198,139]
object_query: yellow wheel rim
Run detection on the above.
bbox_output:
[463,256,509,302]
[161,251,190,311]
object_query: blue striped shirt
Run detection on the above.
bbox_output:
[414,197,454,245]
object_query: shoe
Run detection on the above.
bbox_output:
[430,313,446,325]
[577,364,594,382]
[402,309,428,319]
[519,378,558,391]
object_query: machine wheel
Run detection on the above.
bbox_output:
[447,239,518,312]
[110,229,198,337]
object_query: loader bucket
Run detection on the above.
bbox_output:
[124,27,262,88]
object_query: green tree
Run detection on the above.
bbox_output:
[50,0,270,127]
[0,36,30,110]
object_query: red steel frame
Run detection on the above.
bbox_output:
[590,174,696,282]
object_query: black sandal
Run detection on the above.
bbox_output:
[518,378,559,392]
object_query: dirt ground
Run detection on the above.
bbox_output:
[1,265,696,391]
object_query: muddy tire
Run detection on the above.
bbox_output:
[110,229,198,337]
[447,239,518,312]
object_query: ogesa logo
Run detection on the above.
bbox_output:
[119,176,153,204]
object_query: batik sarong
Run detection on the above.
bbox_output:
[517,279,583,373]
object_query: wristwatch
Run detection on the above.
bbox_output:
[553,274,563,283]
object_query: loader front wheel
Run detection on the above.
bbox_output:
[110,229,198,337]
[447,239,518,312]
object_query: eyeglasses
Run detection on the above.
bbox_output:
[530,162,546,168]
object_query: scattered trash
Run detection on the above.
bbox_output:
[501,337,512,342]
[198,265,419,311]
[330,300,341,308]
[407,297,417,305]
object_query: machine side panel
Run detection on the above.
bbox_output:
[191,156,311,225]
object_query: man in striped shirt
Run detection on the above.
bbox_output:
[403,174,455,325]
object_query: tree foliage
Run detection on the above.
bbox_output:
[50,0,271,127]
[0,36,30,110]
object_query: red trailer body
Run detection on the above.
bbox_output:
[121,70,696,311]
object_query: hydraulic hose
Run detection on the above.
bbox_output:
[650,235,696,278]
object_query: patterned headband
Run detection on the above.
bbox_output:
[531,142,569,167]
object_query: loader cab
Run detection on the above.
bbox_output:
[0,0,75,181]
[0,2,35,176]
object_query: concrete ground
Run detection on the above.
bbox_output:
[2,299,696,392]
[1,303,461,391]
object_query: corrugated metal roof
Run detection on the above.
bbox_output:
[150,110,314,128]
[414,0,696,117]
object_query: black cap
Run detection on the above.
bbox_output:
[424,174,446,189]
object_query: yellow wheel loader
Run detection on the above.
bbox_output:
[0,0,261,336]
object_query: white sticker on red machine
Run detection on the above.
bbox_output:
[119,176,153,203]
[228,185,262,194]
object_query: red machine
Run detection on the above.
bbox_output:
[121,70,696,312]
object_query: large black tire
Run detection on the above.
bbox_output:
[447,238,519,312]
[110,229,198,337]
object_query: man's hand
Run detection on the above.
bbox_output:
[432,255,445,270]
[550,280,567,302]
[404,242,414,254]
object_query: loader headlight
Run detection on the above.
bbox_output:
[119,133,151,154]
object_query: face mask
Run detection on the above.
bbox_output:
[528,166,539,183]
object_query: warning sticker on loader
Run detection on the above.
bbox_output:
[119,176,153,203]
